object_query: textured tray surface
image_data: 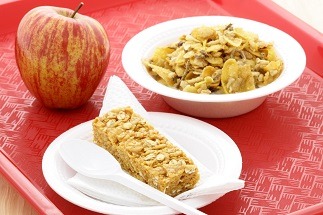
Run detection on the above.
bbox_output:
[1,0,323,214]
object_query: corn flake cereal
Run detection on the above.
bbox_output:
[143,24,284,94]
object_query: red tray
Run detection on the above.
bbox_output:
[1,0,323,214]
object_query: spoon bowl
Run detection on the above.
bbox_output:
[60,139,121,176]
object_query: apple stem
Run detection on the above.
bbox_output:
[71,2,84,18]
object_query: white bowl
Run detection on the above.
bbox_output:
[122,16,306,118]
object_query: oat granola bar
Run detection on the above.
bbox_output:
[92,106,200,197]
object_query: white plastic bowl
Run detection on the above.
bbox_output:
[122,16,306,118]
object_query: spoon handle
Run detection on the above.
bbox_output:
[112,172,206,215]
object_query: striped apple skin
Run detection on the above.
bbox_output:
[15,6,110,109]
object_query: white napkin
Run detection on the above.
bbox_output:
[67,75,245,206]
[99,76,148,119]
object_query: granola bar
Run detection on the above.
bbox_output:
[92,106,200,197]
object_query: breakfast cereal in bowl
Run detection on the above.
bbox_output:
[122,16,305,118]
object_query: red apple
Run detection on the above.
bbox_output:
[15,3,110,109]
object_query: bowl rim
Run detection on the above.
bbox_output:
[122,15,306,103]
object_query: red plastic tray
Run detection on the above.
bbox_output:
[1,0,323,214]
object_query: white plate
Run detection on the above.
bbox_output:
[42,112,242,215]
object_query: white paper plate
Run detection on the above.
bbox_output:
[42,112,242,215]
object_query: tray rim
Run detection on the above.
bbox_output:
[1,0,323,214]
[1,0,322,76]
[0,152,63,215]
[0,0,138,34]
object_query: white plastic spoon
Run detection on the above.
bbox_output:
[59,139,207,215]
